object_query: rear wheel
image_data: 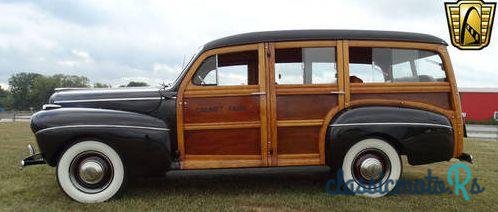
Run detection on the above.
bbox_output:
[342,138,401,197]
[57,141,125,203]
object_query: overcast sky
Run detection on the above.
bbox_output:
[0,0,497,89]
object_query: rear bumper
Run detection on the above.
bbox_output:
[19,144,45,169]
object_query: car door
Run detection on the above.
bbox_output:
[267,41,345,166]
[177,44,269,169]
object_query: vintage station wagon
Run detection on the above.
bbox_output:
[21,30,472,203]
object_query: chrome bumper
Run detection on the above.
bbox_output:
[20,144,45,169]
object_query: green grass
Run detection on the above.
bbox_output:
[1,122,497,211]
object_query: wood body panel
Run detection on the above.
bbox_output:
[350,92,451,110]
[175,39,463,170]
[183,155,264,169]
[184,96,260,123]
[276,94,338,120]
[185,128,261,155]
[277,126,320,154]
[270,41,341,166]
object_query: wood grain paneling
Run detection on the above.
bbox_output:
[277,126,320,154]
[350,93,451,109]
[185,128,261,155]
[276,94,338,120]
[277,153,321,166]
[184,96,260,123]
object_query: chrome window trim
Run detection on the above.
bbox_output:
[329,122,452,129]
[36,125,169,134]
[53,97,162,104]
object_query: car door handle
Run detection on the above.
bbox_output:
[330,91,345,94]
[251,91,266,95]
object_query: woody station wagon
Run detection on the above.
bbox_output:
[21,30,472,203]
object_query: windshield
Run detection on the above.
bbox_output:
[164,47,202,89]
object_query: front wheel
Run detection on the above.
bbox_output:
[57,141,125,203]
[342,138,401,197]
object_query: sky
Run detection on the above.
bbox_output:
[0,0,497,89]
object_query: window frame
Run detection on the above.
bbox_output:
[346,41,451,86]
[273,41,340,88]
[187,44,261,89]
[494,111,498,120]
[347,47,448,84]
[191,50,259,87]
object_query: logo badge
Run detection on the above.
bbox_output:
[445,0,496,50]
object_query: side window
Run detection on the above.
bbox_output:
[415,53,446,81]
[348,47,447,83]
[275,47,337,85]
[192,50,258,86]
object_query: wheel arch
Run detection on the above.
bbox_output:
[324,105,454,170]
[31,108,173,177]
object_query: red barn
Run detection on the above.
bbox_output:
[459,88,498,121]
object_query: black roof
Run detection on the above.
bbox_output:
[202,30,447,51]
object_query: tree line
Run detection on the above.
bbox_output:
[0,72,149,111]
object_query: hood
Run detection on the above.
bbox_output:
[48,87,163,114]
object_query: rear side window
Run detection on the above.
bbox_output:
[275,47,337,85]
[193,50,258,86]
[348,47,447,83]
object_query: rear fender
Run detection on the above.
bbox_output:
[326,106,454,169]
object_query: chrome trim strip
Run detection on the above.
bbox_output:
[36,125,169,134]
[329,122,452,129]
[42,104,61,110]
[53,97,161,103]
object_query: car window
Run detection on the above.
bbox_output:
[392,61,412,79]
[349,47,447,83]
[275,47,337,85]
[192,50,258,86]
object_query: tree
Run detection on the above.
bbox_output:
[121,81,149,87]
[0,85,11,110]
[8,73,42,110]
[93,83,112,88]
[30,75,60,109]
[8,73,91,110]
[53,74,90,88]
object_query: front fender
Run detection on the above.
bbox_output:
[31,108,172,176]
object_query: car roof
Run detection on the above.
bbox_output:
[202,30,447,51]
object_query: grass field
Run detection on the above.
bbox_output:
[1,122,497,211]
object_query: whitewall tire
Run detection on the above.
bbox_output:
[57,141,125,203]
[342,138,401,197]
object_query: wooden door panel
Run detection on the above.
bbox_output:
[184,96,260,123]
[177,44,268,169]
[268,42,343,167]
[276,94,338,120]
[277,126,320,154]
[185,128,261,155]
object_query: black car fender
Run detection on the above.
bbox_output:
[31,108,172,177]
[326,106,454,170]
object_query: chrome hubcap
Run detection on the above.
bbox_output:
[69,151,114,194]
[79,160,104,184]
[359,158,383,180]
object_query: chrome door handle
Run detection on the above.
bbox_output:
[330,91,345,94]
[251,91,266,95]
